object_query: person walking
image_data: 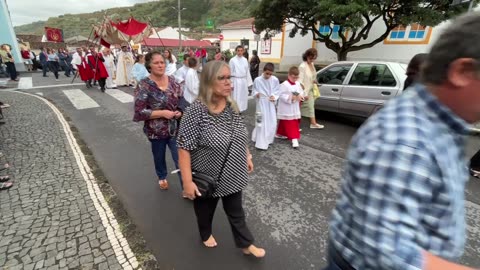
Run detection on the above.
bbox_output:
[46,48,60,81]
[58,48,72,77]
[404,53,428,90]
[299,48,324,129]
[177,60,265,258]
[0,44,18,81]
[116,45,134,86]
[324,12,480,270]
[102,47,117,89]
[86,46,109,92]
[39,47,49,77]
[133,51,185,193]
[164,49,177,76]
[251,63,280,150]
[249,50,260,80]
[21,47,33,72]
[276,66,304,148]
[131,54,149,88]
[183,57,199,105]
[229,45,252,112]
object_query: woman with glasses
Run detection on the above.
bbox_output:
[177,60,266,257]
[133,51,186,193]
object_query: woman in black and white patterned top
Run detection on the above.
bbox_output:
[177,61,266,258]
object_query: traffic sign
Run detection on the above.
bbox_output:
[219,34,224,40]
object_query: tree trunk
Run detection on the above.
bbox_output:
[337,51,348,61]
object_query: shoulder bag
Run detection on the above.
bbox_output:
[192,108,235,199]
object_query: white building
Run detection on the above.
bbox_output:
[220,10,479,71]
[149,26,190,40]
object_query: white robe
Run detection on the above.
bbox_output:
[277,81,304,120]
[174,65,189,84]
[229,55,252,112]
[165,60,177,76]
[71,52,82,69]
[116,51,134,85]
[184,68,199,104]
[251,75,280,150]
[103,53,116,88]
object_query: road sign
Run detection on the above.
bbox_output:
[219,34,224,40]
[254,34,260,42]
[206,19,214,29]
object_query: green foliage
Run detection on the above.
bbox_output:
[253,0,477,60]
[14,0,260,39]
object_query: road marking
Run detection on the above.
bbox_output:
[105,89,134,103]
[18,77,33,89]
[35,92,43,96]
[28,83,84,89]
[11,90,139,268]
[63,89,100,110]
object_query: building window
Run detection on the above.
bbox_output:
[384,24,432,45]
[389,25,406,39]
[319,25,345,39]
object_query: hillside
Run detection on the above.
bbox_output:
[13,0,259,39]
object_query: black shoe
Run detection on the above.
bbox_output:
[43,75,48,77]
[101,87,105,92]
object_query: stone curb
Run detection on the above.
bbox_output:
[9,90,141,270]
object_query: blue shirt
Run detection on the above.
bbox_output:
[329,84,470,270]
[131,63,149,82]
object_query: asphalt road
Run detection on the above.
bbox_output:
[16,73,480,269]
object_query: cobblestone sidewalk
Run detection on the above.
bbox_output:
[0,90,139,269]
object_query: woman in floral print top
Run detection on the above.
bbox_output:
[133,51,187,193]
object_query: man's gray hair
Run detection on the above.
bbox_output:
[422,12,480,85]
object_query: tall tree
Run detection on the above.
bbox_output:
[253,0,475,61]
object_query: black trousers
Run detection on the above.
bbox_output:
[193,191,254,248]
[470,149,480,171]
[5,62,17,80]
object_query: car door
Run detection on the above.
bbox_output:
[314,64,353,113]
[339,63,400,117]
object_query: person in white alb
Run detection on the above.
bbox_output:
[102,47,117,89]
[183,57,199,105]
[174,54,190,85]
[251,63,280,150]
[116,45,134,86]
[229,45,252,112]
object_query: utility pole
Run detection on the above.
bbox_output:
[172,0,186,52]
[178,0,182,51]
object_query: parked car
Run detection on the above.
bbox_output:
[315,61,407,118]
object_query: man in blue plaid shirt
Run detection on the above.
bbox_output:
[325,12,480,270]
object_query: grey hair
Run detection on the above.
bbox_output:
[422,12,480,85]
[197,61,239,113]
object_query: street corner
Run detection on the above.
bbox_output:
[0,90,143,269]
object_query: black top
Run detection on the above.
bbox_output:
[177,100,249,197]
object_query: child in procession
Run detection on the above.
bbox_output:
[251,63,280,150]
[276,66,304,148]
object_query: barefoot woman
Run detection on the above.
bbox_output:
[177,61,266,257]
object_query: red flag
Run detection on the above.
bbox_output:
[45,27,64,42]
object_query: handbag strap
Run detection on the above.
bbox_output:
[215,107,235,182]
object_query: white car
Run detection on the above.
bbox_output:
[315,61,407,118]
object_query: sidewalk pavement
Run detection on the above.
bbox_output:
[0,90,139,269]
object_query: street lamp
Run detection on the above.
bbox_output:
[171,0,187,52]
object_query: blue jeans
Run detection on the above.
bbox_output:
[149,137,182,189]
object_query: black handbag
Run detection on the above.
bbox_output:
[191,108,234,199]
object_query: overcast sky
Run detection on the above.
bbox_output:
[7,0,153,26]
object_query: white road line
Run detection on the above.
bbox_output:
[63,89,100,110]
[18,77,33,89]
[28,83,84,89]
[12,90,139,268]
[35,92,43,96]
[105,89,134,103]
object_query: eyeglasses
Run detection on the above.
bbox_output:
[217,75,235,82]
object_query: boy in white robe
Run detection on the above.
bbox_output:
[251,63,280,150]
[102,48,117,89]
[276,66,304,148]
[229,45,252,112]
[184,57,199,104]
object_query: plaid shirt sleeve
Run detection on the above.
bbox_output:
[340,139,440,269]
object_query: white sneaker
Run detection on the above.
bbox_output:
[292,139,299,148]
[310,123,324,129]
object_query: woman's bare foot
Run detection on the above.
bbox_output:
[242,244,266,258]
[158,179,169,190]
[203,235,217,248]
